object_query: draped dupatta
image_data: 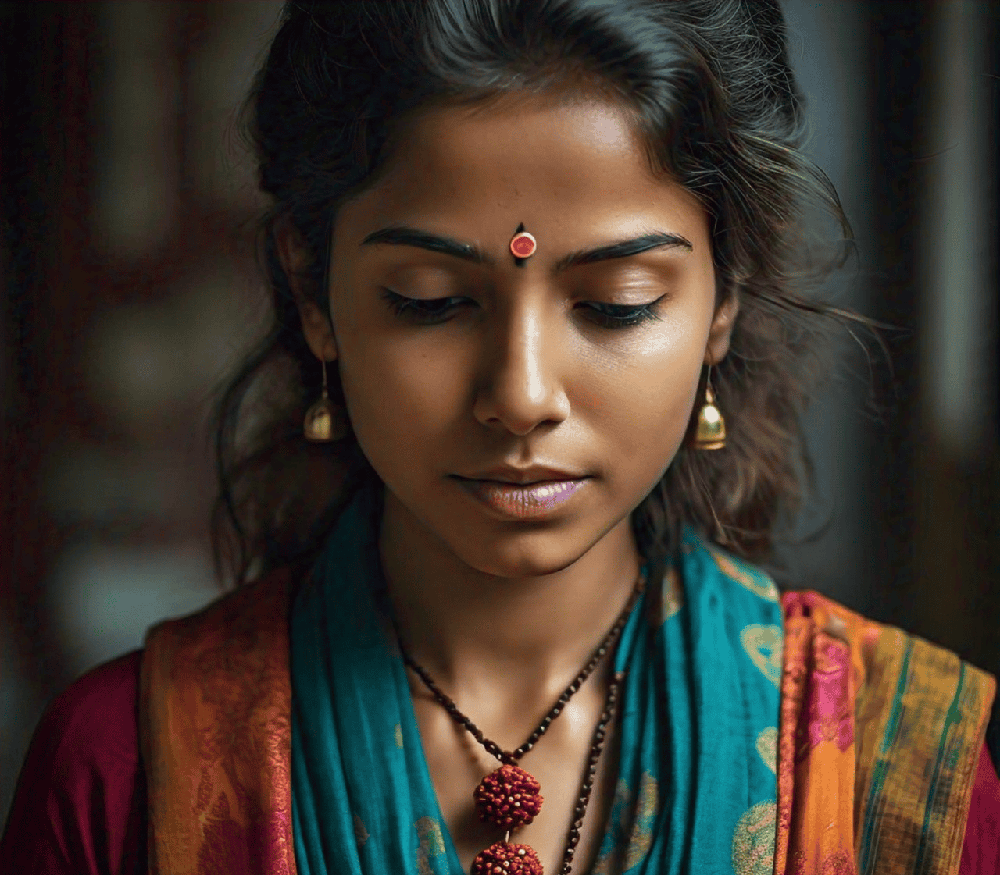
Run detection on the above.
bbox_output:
[287,502,783,875]
[140,504,995,874]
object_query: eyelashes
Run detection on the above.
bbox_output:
[585,299,665,329]
[380,289,665,330]
[381,291,460,320]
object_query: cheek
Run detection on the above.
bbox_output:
[337,334,464,446]
[582,366,699,457]
[580,317,708,434]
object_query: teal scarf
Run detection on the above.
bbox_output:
[290,489,783,874]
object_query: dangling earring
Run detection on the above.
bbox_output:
[693,366,726,451]
[303,359,347,442]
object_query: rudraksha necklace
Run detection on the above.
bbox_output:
[398,571,645,874]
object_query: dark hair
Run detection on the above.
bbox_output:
[212,0,866,588]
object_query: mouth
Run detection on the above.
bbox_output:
[451,475,588,518]
[458,477,580,486]
[453,465,589,486]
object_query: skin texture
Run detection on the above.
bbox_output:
[281,91,737,872]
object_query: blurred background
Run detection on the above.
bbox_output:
[1,0,998,827]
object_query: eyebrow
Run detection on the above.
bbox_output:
[359,225,693,272]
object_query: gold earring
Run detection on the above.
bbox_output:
[303,359,347,442]
[693,370,726,451]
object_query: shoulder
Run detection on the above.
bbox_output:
[781,587,996,751]
[0,650,147,873]
[782,588,999,873]
[144,567,294,648]
[45,649,143,762]
[141,568,295,711]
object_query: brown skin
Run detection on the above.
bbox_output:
[281,92,737,871]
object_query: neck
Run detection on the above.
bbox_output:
[378,491,643,705]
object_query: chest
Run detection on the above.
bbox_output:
[410,681,620,874]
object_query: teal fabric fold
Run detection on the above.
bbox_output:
[291,488,784,874]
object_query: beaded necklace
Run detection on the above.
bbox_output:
[398,571,645,874]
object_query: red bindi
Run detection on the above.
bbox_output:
[509,231,537,259]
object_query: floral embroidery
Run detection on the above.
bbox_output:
[731,801,777,875]
[756,727,778,774]
[415,816,446,875]
[662,566,684,621]
[624,773,658,871]
[198,793,252,874]
[807,637,853,752]
[651,565,684,627]
[709,549,779,604]
[741,624,783,687]
[820,849,855,875]
[591,779,632,875]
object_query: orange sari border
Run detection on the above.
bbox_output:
[139,570,297,875]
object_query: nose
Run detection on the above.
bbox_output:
[471,298,571,436]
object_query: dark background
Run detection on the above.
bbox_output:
[2,0,998,826]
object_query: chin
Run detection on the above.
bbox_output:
[444,525,607,581]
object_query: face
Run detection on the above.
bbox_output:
[289,93,736,579]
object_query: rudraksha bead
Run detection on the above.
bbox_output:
[474,764,543,828]
[470,841,543,875]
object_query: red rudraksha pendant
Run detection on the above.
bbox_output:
[473,764,543,828]
[470,841,543,875]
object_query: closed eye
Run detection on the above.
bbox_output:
[582,297,666,328]
[380,289,470,322]
[380,289,667,329]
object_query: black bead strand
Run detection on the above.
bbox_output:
[398,574,642,766]
[556,672,623,875]
[397,574,642,875]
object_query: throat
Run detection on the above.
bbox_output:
[378,491,645,691]
[385,563,645,702]
[399,580,639,874]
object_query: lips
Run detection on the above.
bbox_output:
[452,474,588,518]
[454,465,588,485]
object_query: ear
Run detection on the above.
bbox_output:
[274,216,339,362]
[704,289,739,366]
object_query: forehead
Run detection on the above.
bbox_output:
[331,91,711,266]
[352,93,695,217]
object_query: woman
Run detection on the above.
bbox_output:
[3,1,997,873]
